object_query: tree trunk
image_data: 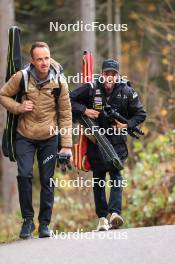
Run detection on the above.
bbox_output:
[107,0,114,58]
[73,0,82,84]
[81,0,96,69]
[114,0,122,71]
[0,0,18,213]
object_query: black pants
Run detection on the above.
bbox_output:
[93,168,123,218]
[15,132,58,225]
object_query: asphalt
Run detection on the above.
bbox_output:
[0,225,175,264]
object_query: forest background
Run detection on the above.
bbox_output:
[0,0,175,243]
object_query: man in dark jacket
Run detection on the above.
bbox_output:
[70,59,146,231]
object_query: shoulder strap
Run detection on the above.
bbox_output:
[21,69,29,92]
[88,82,97,109]
[52,76,62,125]
[20,69,30,99]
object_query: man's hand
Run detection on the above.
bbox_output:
[59,147,73,162]
[18,100,34,113]
[84,108,100,119]
[113,120,128,129]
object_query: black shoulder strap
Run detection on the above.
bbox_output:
[52,76,62,125]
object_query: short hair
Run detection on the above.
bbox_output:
[30,42,50,57]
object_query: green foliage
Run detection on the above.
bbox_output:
[122,130,175,227]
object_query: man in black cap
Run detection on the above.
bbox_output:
[70,59,146,231]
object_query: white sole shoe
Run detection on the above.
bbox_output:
[109,213,124,229]
[97,225,109,231]
[97,217,110,231]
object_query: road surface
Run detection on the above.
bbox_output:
[0,225,175,264]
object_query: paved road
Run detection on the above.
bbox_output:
[0,225,175,264]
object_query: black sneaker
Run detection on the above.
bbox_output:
[38,223,50,238]
[19,219,35,239]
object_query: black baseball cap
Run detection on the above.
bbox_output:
[102,59,119,72]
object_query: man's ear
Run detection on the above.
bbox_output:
[31,57,34,65]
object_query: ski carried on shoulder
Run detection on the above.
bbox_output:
[2,26,22,162]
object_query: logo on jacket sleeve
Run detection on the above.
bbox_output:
[132,91,138,99]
